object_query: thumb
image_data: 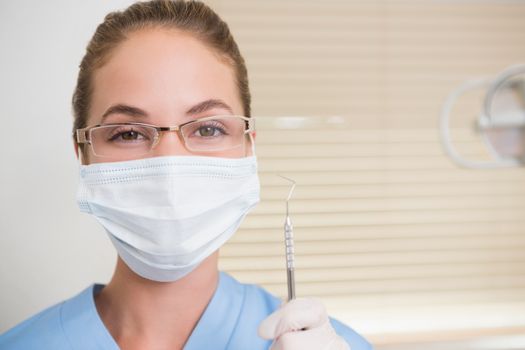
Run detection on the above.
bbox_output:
[258,298,329,340]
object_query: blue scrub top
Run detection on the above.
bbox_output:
[0,272,372,349]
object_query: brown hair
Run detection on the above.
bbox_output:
[72,0,250,137]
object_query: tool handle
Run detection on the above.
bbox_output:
[285,217,295,300]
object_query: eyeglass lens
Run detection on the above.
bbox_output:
[89,116,247,158]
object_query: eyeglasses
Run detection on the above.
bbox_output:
[76,115,254,159]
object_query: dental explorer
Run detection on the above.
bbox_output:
[279,175,296,301]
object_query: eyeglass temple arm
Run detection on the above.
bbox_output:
[244,118,255,133]
[75,129,89,144]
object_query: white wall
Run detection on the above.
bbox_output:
[0,0,135,332]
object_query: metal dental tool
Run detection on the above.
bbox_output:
[278,175,296,301]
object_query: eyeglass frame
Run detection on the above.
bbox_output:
[75,114,255,157]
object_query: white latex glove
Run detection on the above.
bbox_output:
[258,298,350,350]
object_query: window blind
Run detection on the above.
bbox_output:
[209,0,525,344]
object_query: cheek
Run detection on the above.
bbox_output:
[223,135,254,158]
[81,146,113,165]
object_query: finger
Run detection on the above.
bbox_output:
[271,321,349,350]
[258,298,329,339]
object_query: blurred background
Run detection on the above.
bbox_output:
[1,1,525,349]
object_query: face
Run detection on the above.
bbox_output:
[83,28,250,164]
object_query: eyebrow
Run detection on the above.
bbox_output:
[100,99,234,124]
[101,104,147,123]
[185,99,233,115]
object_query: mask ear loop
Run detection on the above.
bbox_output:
[245,116,256,157]
[248,132,256,157]
[245,115,256,157]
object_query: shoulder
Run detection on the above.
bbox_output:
[0,300,71,349]
[0,285,104,350]
[221,272,373,350]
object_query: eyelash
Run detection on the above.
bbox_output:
[197,121,228,135]
[108,127,149,141]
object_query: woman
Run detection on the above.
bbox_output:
[0,1,371,349]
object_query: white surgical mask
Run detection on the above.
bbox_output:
[77,154,260,282]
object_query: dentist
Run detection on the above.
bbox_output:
[0,1,371,349]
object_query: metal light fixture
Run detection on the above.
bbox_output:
[440,64,525,169]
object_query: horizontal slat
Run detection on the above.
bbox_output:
[228,261,525,284]
[246,58,512,73]
[258,170,525,185]
[254,129,480,143]
[229,13,525,28]
[241,209,525,229]
[231,274,525,297]
[223,234,525,257]
[256,143,488,158]
[236,30,525,44]
[221,1,525,17]
[258,157,462,171]
[220,248,525,270]
[254,197,525,214]
[324,292,525,313]
[232,285,525,303]
[229,222,525,242]
[258,183,525,200]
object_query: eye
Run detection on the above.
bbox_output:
[119,130,141,140]
[197,126,220,137]
[193,122,227,137]
[108,126,150,142]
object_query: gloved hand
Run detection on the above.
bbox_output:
[258,298,350,350]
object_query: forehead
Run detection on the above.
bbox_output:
[89,28,241,124]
